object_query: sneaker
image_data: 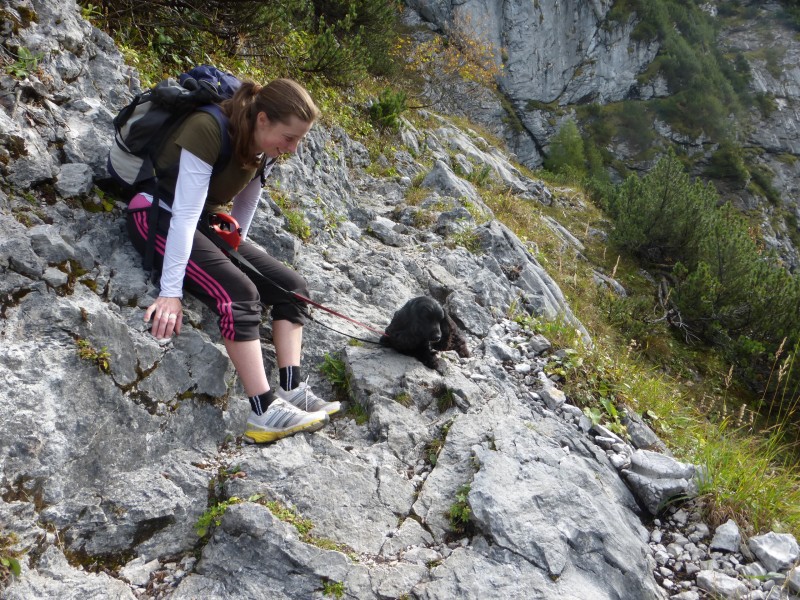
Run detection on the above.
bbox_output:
[244,397,329,444]
[277,380,341,415]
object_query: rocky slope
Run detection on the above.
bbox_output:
[1,1,800,599]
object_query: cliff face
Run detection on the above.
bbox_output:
[406,0,800,268]
[405,0,660,164]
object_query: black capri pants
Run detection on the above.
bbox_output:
[126,195,309,341]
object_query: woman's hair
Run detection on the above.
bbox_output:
[222,78,320,167]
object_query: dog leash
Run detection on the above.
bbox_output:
[199,215,388,341]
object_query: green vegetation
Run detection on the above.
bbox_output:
[448,484,472,533]
[76,338,111,373]
[266,500,357,559]
[435,385,457,413]
[394,391,413,407]
[543,119,586,177]
[195,495,248,538]
[496,165,800,535]
[322,580,346,599]
[0,532,21,590]
[369,88,408,132]
[264,500,314,537]
[447,229,483,254]
[80,0,400,86]
[320,352,351,402]
[606,149,800,390]
[4,46,43,78]
[271,192,312,241]
[424,420,453,467]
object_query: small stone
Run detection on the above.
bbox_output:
[672,509,689,526]
[651,530,663,544]
[666,543,684,558]
[670,591,700,600]
[670,590,700,600]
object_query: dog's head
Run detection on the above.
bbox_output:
[382,296,446,350]
[406,296,445,342]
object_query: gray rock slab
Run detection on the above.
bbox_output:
[748,532,800,572]
[622,449,699,514]
[226,434,415,555]
[2,545,135,599]
[696,569,749,599]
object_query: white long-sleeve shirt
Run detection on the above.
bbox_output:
[143,149,270,298]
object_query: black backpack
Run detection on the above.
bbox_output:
[108,65,241,194]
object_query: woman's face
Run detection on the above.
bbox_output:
[252,112,313,158]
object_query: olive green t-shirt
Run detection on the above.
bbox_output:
[155,111,258,213]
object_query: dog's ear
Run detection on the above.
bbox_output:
[384,305,423,352]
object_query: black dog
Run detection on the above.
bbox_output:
[380,296,470,369]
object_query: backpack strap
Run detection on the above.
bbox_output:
[197,104,233,174]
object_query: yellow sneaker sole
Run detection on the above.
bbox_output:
[243,416,327,444]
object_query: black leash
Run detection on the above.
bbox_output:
[197,217,386,344]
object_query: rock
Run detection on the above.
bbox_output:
[539,383,566,410]
[1,545,136,599]
[56,162,94,198]
[696,570,749,599]
[120,556,161,587]
[747,532,800,573]
[621,449,699,515]
[788,565,800,593]
[711,520,742,553]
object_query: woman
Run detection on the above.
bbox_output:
[126,78,339,443]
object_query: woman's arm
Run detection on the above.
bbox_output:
[230,159,275,240]
[230,176,261,241]
[159,149,212,297]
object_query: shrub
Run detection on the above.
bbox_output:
[448,484,472,533]
[544,119,586,177]
[606,149,800,411]
[704,143,749,185]
[606,148,718,263]
[81,0,402,85]
[368,88,407,132]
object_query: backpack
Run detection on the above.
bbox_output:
[107,65,242,195]
[108,65,244,277]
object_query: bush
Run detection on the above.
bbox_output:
[83,0,402,85]
[544,119,586,177]
[606,149,717,263]
[368,88,407,132]
[607,150,800,406]
[704,143,749,185]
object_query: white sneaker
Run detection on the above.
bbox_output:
[277,381,341,415]
[244,397,329,444]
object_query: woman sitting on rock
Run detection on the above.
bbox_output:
[125,78,339,443]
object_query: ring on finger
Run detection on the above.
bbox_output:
[167,314,177,321]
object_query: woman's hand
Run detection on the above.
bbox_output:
[144,296,183,339]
